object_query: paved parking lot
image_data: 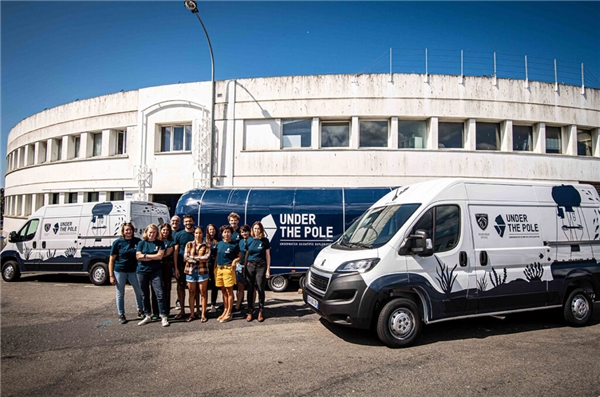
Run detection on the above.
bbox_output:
[2,273,600,396]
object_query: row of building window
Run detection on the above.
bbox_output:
[273,118,595,155]
[7,124,193,174]
[4,191,125,217]
[6,130,126,173]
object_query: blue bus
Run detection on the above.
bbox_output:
[175,187,393,291]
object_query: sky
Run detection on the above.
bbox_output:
[1,1,599,189]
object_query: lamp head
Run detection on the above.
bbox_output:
[184,0,198,13]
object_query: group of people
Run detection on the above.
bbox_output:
[108,212,271,327]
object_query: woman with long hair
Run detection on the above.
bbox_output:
[205,223,220,312]
[245,221,271,322]
[108,222,144,324]
[184,227,210,322]
[136,224,168,327]
[150,223,175,318]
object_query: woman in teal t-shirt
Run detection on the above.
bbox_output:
[136,224,167,327]
[108,222,143,324]
[245,221,271,322]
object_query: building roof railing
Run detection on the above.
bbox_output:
[359,48,600,90]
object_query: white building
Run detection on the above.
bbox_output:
[4,73,600,233]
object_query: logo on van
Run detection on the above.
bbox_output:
[475,214,488,230]
[53,223,60,234]
[44,223,51,233]
[494,215,506,237]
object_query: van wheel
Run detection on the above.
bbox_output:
[377,298,422,348]
[268,275,289,292]
[563,288,593,326]
[2,260,21,282]
[89,262,109,286]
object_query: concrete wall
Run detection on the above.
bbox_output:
[4,74,599,233]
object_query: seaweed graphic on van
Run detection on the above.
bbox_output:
[41,249,56,261]
[592,208,599,240]
[489,267,507,287]
[435,257,458,295]
[23,247,32,260]
[476,275,488,292]
[524,262,544,281]
[64,247,77,258]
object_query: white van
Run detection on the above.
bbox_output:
[1,201,170,285]
[303,179,600,347]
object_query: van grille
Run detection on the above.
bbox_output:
[309,271,330,293]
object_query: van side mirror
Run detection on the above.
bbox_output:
[399,229,434,257]
[8,231,17,243]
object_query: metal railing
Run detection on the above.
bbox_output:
[359,48,600,90]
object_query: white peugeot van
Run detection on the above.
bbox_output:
[1,201,170,285]
[303,179,600,347]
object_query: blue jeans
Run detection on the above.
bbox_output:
[137,269,166,316]
[114,271,143,316]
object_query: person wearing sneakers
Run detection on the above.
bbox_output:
[150,223,175,319]
[170,215,182,310]
[214,225,241,323]
[205,223,220,313]
[235,224,251,313]
[173,215,195,320]
[245,221,271,322]
[136,224,168,327]
[184,227,210,322]
[109,222,144,324]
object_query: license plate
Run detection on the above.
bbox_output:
[306,295,319,309]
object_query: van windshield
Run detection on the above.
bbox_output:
[337,204,420,249]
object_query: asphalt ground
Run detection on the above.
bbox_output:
[1,273,600,397]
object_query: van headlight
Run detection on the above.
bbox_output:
[336,258,380,273]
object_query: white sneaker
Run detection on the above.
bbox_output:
[138,315,152,326]
[161,316,170,327]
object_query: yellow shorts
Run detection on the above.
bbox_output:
[215,265,236,288]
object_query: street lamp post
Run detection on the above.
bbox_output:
[184,0,215,188]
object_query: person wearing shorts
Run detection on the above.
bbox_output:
[184,227,210,322]
[215,225,241,323]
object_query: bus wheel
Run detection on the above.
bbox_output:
[268,275,289,292]
[2,260,21,282]
[89,262,109,286]
[377,298,422,348]
[563,288,593,326]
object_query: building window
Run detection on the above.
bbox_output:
[476,122,500,151]
[438,122,464,149]
[282,119,311,148]
[109,191,124,201]
[51,193,60,205]
[321,121,350,148]
[398,120,426,149]
[86,192,99,202]
[116,130,126,155]
[546,126,562,154]
[74,136,81,158]
[513,125,533,151]
[360,120,388,148]
[67,193,78,204]
[160,125,192,152]
[92,133,102,157]
[577,129,592,156]
[56,139,62,161]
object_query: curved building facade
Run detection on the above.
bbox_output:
[4,73,600,233]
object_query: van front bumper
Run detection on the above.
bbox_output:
[302,268,376,329]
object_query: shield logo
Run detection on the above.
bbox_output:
[476,214,488,230]
[44,223,51,232]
